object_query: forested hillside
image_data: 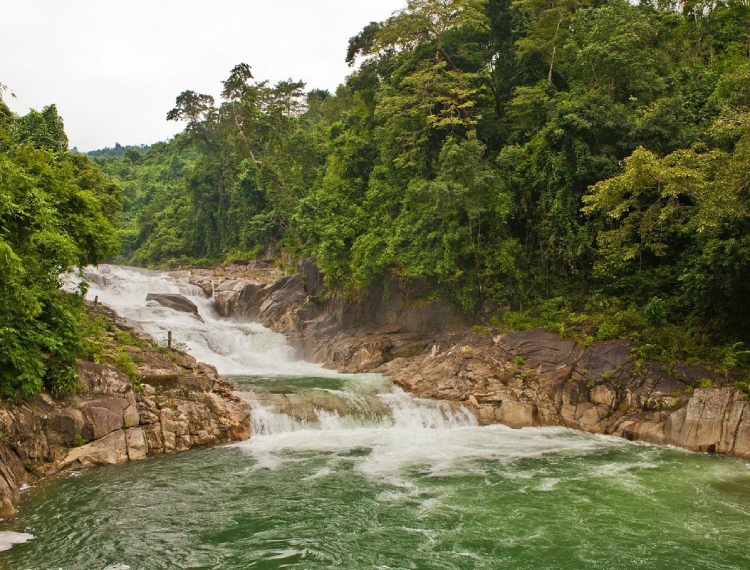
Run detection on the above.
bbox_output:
[0,88,120,399]
[93,0,750,356]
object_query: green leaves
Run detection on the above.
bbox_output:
[0,101,120,399]
[565,1,669,104]
[96,0,750,349]
[13,104,68,152]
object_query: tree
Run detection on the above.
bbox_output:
[13,104,68,152]
[0,102,120,398]
[565,1,669,104]
[514,0,588,86]
[351,0,491,166]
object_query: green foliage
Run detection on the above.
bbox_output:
[89,0,750,372]
[13,104,68,152]
[113,352,139,385]
[0,99,120,400]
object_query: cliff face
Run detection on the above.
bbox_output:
[190,261,750,461]
[0,317,250,518]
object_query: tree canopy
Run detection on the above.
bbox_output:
[0,92,120,399]
[95,0,750,349]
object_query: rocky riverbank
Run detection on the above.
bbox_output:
[0,305,250,518]
[179,260,750,461]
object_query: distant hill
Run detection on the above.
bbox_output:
[88,142,151,160]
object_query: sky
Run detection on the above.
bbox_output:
[1,0,405,151]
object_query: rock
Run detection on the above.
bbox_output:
[664,388,735,452]
[123,405,140,428]
[590,385,617,409]
[141,374,213,393]
[0,443,28,518]
[495,400,537,428]
[214,281,246,317]
[125,427,148,460]
[77,362,131,395]
[190,279,214,298]
[146,293,200,317]
[82,404,124,441]
[477,406,496,425]
[43,409,85,447]
[62,431,129,468]
[258,275,306,323]
[351,339,391,372]
[297,258,324,298]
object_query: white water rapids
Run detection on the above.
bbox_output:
[77,265,479,436]
[8,266,749,569]
[73,266,638,491]
[79,265,331,377]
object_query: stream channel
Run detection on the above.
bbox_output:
[2,266,750,569]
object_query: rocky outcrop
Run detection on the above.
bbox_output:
[146,293,200,317]
[0,317,250,519]
[186,259,466,366]
[181,261,750,461]
[375,329,750,458]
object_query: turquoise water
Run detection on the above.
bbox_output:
[3,374,750,570]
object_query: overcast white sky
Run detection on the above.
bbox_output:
[1,0,404,151]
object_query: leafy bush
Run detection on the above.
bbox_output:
[0,97,120,400]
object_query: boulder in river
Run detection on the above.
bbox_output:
[146,293,200,318]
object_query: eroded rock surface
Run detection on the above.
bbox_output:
[189,261,750,463]
[375,330,750,458]
[0,321,250,518]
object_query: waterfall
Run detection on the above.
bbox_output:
[74,265,479,435]
[76,265,336,377]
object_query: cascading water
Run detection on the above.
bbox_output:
[4,265,750,570]
[77,265,324,377]
[77,264,480,433]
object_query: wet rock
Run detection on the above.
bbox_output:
[146,293,200,317]
[214,280,247,317]
[190,279,214,298]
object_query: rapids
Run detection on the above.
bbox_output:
[2,265,749,569]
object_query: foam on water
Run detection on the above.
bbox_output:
[237,421,632,491]
[71,265,336,377]
[0,531,34,552]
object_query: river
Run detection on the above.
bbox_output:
[2,265,750,569]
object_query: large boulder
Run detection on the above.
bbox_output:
[146,293,200,317]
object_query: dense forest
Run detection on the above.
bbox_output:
[4,0,750,399]
[95,0,750,354]
[0,89,120,398]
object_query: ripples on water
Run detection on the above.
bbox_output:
[7,429,750,569]
[3,266,749,569]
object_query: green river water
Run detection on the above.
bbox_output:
[3,373,750,569]
[2,266,749,569]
